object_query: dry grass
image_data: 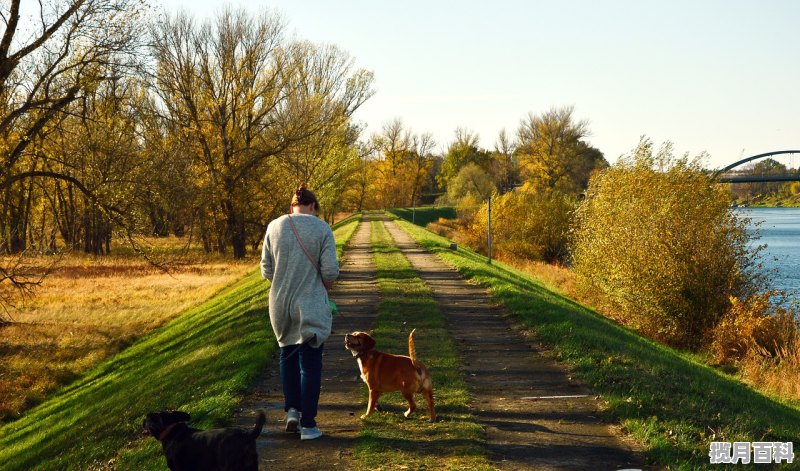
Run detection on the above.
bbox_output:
[740,346,800,402]
[740,344,800,402]
[0,239,255,422]
[500,256,579,298]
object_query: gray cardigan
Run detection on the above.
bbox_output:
[261,214,339,348]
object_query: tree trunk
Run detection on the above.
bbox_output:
[81,200,111,255]
[2,184,28,254]
[148,203,170,237]
[223,199,246,259]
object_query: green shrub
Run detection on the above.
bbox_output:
[571,139,763,349]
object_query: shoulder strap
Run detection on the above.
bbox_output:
[287,215,321,275]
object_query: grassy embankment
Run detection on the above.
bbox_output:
[0,215,361,470]
[390,211,800,469]
[0,246,255,423]
[391,206,457,227]
[353,219,491,470]
[401,206,800,402]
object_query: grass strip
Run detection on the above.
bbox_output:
[333,213,361,259]
[352,219,492,470]
[390,214,800,470]
[0,215,362,470]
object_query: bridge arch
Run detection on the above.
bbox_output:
[715,150,800,174]
[714,150,800,183]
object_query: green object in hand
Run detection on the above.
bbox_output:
[328,300,338,316]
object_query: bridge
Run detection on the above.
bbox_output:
[714,150,800,183]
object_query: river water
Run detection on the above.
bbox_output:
[737,207,800,303]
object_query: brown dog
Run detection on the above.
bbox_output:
[344,329,435,422]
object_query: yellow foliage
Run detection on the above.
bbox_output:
[463,189,576,263]
[571,138,761,349]
[739,343,800,400]
[711,292,797,364]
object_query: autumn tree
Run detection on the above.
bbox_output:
[345,139,379,212]
[41,75,148,255]
[492,128,519,193]
[274,41,373,222]
[370,119,436,209]
[0,0,142,250]
[438,127,492,190]
[467,188,576,263]
[516,106,607,194]
[278,120,363,224]
[408,132,436,206]
[571,138,763,349]
[445,162,494,212]
[0,0,142,309]
[371,118,411,209]
[149,8,373,258]
[134,89,197,239]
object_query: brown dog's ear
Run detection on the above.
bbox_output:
[362,333,376,350]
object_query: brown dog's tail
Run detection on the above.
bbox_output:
[250,410,267,439]
[408,328,417,361]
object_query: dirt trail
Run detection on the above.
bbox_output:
[383,218,646,470]
[233,214,380,470]
[234,212,645,470]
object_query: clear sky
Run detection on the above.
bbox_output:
[156,0,799,169]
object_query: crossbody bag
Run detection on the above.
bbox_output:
[286,215,338,315]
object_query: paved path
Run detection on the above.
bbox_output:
[383,218,645,470]
[234,215,380,470]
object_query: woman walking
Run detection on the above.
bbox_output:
[260,184,339,440]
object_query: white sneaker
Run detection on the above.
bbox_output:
[285,408,300,433]
[300,426,323,440]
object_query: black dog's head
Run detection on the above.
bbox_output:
[142,411,191,440]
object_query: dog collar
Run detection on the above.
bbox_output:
[158,423,178,441]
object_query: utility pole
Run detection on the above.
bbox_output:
[487,194,492,265]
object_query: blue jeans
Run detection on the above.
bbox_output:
[280,342,324,428]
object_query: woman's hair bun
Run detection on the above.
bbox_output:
[291,183,318,209]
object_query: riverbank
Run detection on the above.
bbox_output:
[735,194,800,208]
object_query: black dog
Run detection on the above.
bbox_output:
[142,410,266,471]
